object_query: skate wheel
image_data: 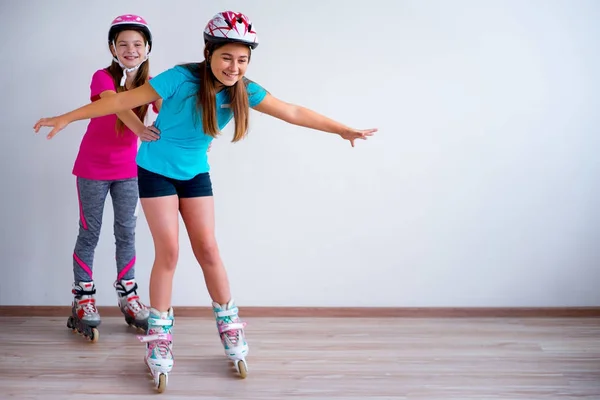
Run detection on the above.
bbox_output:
[157,373,167,393]
[236,360,248,379]
[89,328,99,343]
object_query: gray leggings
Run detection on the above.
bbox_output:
[73,177,138,283]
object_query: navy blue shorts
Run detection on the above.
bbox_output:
[137,166,213,198]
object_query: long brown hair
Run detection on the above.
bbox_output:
[106,30,151,135]
[181,41,255,142]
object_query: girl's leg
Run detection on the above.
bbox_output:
[71,177,110,329]
[136,166,180,386]
[140,195,180,312]
[110,177,149,330]
[178,173,248,375]
[179,196,231,304]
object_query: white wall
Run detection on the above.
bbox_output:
[1,0,599,308]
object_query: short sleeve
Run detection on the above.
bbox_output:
[149,66,192,100]
[90,69,116,100]
[245,79,268,107]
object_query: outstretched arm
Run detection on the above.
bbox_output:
[99,90,160,142]
[252,93,377,147]
[34,82,161,139]
[99,90,146,134]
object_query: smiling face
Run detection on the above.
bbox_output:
[209,43,251,86]
[112,30,147,68]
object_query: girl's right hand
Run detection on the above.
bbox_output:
[138,123,160,142]
[33,115,70,139]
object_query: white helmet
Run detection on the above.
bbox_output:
[203,11,258,49]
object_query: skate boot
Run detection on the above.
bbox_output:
[137,307,174,393]
[114,278,149,332]
[66,281,101,343]
[212,299,249,378]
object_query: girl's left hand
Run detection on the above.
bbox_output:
[340,128,378,147]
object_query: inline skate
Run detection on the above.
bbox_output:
[212,299,249,378]
[137,307,174,393]
[66,281,100,342]
[114,278,149,332]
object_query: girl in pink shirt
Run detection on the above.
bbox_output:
[67,14,161,342]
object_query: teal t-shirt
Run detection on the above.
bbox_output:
[136,65,267,180]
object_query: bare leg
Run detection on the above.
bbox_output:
[179,196,231,304]
[179,195,248,376]
[140,195,180,312]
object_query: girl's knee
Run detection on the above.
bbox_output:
[114,223,135,244]
[155,243,179,272]
[193,239,221,266]
[77,226,101,247]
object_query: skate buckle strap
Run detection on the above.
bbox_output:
[218,322,246,333]
[73,286,96,298]
[120,282,138,297]
[137,333,172,343]
[214,307,238,318]
[148,317,173,327]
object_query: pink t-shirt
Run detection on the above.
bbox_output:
[72,69,157,181]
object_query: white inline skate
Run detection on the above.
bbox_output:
[212,299,249,378]
[66,281,100,343]
[114,278,149,332]
[137,307,174,393]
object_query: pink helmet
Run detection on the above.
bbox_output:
[203,11,258,49]
[108,14,153,51]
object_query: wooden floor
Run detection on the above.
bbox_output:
[0,316,599,399]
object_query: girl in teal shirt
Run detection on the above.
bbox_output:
[35,10,377,393]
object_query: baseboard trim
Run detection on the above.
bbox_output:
[1,306,599,318]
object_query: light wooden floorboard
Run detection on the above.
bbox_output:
[0,316,599,399]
